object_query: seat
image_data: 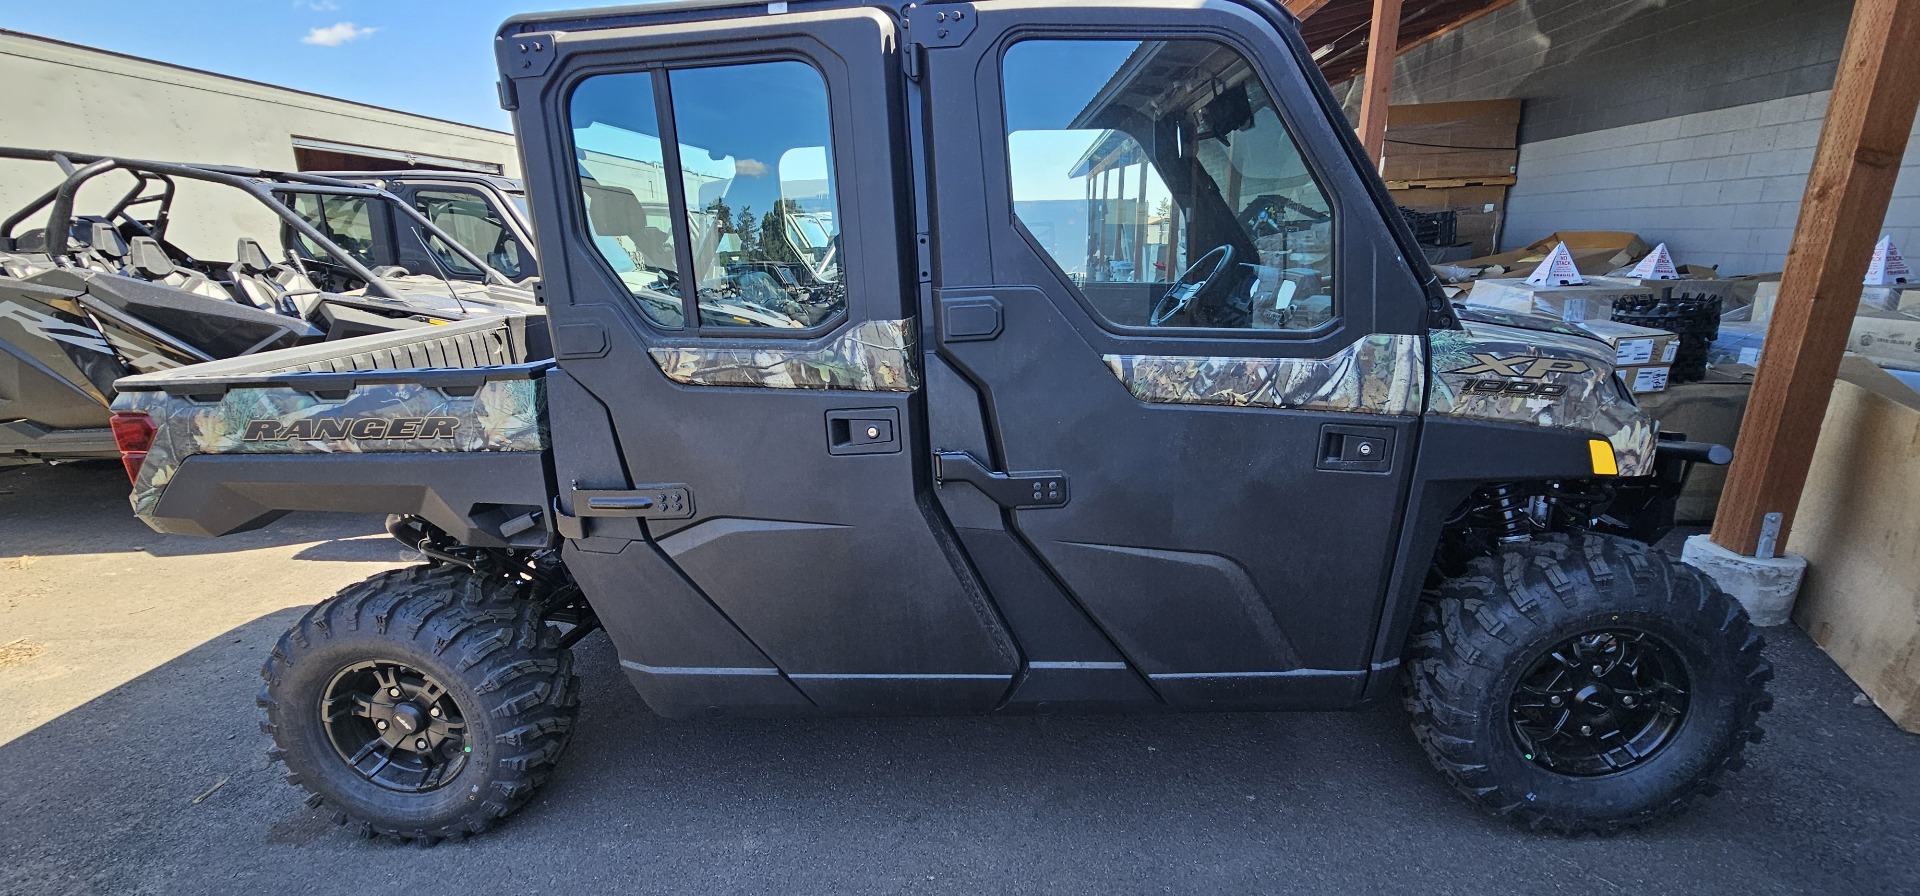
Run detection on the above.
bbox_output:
[227,237,323,318]
[125,236,232,300]
[583,183,676,271]
[69,219,130,273]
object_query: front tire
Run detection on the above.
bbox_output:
[1405,533,1772,833]
[258,565,580,842]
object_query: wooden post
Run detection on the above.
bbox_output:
[1357,0,1403,169]
[1710,0,1920,557]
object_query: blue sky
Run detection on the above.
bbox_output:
[3,0,600,131]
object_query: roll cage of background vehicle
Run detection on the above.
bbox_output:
[0,148,518,300]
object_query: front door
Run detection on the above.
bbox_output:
[521,9,1018,714]
[919,0,1433,708]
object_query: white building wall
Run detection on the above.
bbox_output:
[1504,90,1920,275]
[0,31,519,258]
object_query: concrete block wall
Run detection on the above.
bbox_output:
[1356,0,1920,275]
[1506,90,1920,274]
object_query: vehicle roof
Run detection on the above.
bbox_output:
[311,170,526,192]
[499,0,1295,36]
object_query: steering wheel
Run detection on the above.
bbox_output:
[1150,244,1235,326]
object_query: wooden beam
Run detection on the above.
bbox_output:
[1286,0,1337,20]
[1357,0,1404,168]
[1710,0,1920,557]
[1398,0,1522,57]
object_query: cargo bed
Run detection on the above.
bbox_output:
[112,315,554,545]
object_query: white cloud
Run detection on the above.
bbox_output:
[298,1,341,10]
[734,158,770,177]
[301,22,375,47]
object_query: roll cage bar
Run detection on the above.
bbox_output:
[0,147,516,299]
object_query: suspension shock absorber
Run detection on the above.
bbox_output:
[1474,485,1536,543]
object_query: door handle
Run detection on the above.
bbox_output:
[934,451,1068,508]
[826,408,901,455]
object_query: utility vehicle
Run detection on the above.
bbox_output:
[110,0,1769,841]
[0,150,534,464]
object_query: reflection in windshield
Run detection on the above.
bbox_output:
[1003,39,1335,331]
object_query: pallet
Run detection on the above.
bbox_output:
[1384,175,1518,191]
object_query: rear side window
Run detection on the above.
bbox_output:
[414,188,529,280]
[568,60,846,331]
[288,192,377,264]
[1002,39,1336,332]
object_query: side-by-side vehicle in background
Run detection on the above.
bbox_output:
[0,150,536,464]
[108,0,1769,843]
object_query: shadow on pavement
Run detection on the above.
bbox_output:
[1,604,1916,896]
[0,460,389,559]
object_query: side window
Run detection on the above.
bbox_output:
[567,60,846,331]
[569,72,686,327]
[1002,39,1336,332]
[287,192,377,264]
[413,188,528,280]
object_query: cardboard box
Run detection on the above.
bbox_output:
[1634,369,1753,522]
[1618,277,1741,309]
[1849,309,1920,371]
[1381,100,1521,184]
[1708,319,1769,367]
[1391,183,1509,257]
[1789,357,1920,734]
[1576,319,1679,366]
[1617,364,1671,393]
[1435,231,1652,282]
[1467,276,1658,323]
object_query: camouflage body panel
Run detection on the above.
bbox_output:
[649,318,919,391]
[116,378,544,523]
[1429,322,1657,477]
[1101,333,1426,417]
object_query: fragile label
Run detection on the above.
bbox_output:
[1662,341,1679,363]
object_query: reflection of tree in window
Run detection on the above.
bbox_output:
[1002,39,1336,332]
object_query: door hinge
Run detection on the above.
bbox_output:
[935,451,1068,509]
[903,3,976,48]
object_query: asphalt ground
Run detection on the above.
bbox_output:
[2,461,1917,895]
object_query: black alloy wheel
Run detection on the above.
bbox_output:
[321,660,469,793]
[1509,629,1690,776]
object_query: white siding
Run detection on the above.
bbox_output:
[0,31,518,258]
[1503,90,1920,276]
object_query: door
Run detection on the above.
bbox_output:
[516,8,1019,714]
[919,0,1432,708]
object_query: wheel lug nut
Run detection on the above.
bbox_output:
[388,688,402,698]
[430,706,442,717]
[1622,696,1635,707]
[376,720,388,730]
[415,738,429,750]
[1550,695,1563,706]
[1580,725,1593,737]
[1591,665,1604,676]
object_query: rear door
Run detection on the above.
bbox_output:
[918,0,1433,708]
[516,7,1019,713]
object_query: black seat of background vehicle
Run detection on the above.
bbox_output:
[227,237,322,318]
[71,218,130,272]
[125,236,232,300]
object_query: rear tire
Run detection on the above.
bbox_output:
[1404,533,1771,833]
[258,565,579,843]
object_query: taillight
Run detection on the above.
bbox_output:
[110,411,156,483]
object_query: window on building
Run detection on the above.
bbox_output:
[1002,39,1336,331]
